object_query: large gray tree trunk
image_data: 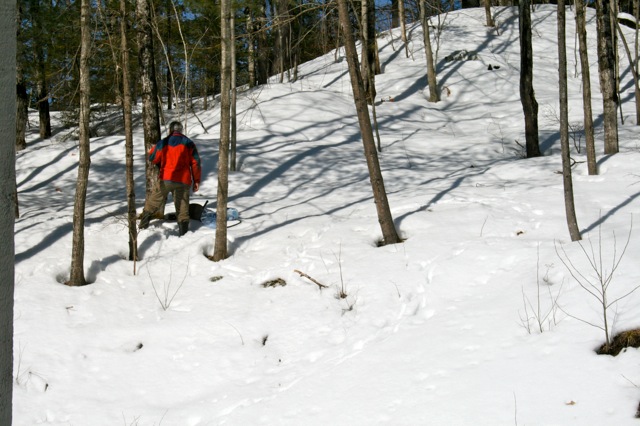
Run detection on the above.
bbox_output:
[519,0,542,158]
[136,0,162,205]
[337,0,401,246]
[213,0,231,261]
[0,0,16,421]
[575,0,597,175]
[596,0,619,154]
[558,0,581,242]
[68,0,91,286]
[121,0,137,263]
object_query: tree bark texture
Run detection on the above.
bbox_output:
[361,0,377,104]
[231,12,238,172]
[246,10,256,88]
[256,2,269,85]
[0,0,16,421]
[596,0,619,154]
[420,0,440,102]
[398,0,409,58]
[120,0,137,262]
[337,0,401,246]
[166,2,173,110]
[33,0,51,140]
[635,0,639,124]
[391,0,399,29]
[136,0,162,202]
[575,0,598,175]
[484,0,495,27]
[69,0,91,286]
[16,3,27,151]
[214,0,231,261]
[557,0,581,241]
[519,0,542,158]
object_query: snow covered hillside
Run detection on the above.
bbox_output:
[13,5,640,425]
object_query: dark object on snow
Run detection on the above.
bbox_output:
[261,278,286,288]
[596,328,640,356]
[164,200,208,222]
[189,200,208,221]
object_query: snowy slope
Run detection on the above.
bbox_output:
[13,5,640,425]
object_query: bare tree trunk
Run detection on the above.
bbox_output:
[69,0,91,286]
[213,0,231,261]
[275,0,285,83]
[575,0,597,175]
[0,0,16,421]
[633,0,640,126]
[635,0,640,124]
[420,0,440,102]
[246,9,256,88]
[120,0,137,263]
[398,0,409,58]
[615,21,640,126]
[231,11,238,171]
[391,0,399,28]
[136,0,163,208]
[37,80,51,139]
[361,0,376,104]
[16,80,27,151]
[203,75,208,110]
[558,0,581,242]
[16,3,27,151]
[257,2,269,85]
[337,0,401,246]
[291,13,300,82]
[596,0,619,154]
[519,0,542,158]
[166,2,173,110]
[33,0,51,140]
[484,0,495,27]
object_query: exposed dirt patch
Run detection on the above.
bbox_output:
[596,328,640,356]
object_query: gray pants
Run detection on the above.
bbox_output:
[144,181,191,223]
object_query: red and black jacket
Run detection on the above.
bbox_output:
[148,132,201,187]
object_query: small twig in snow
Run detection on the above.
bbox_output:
[294,269,328,289]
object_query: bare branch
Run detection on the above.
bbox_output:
[293,269,328,289]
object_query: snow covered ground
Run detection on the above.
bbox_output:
[12,5,640,425]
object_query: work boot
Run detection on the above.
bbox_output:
[178,221,189,236]
[139,211,152,229]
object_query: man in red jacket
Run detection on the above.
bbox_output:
[139,121,202,236]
